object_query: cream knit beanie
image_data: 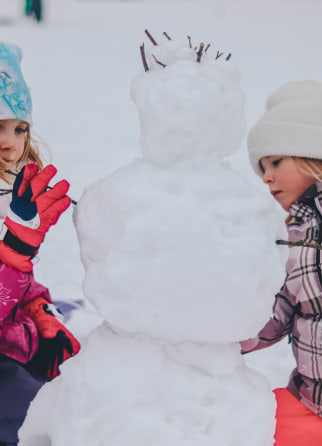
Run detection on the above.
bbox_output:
[247,80,322,176]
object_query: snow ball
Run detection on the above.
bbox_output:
[131,39,246,166]
[74,159,285,344]
[19,326,276,446]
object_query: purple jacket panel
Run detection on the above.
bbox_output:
[0,263,52,363]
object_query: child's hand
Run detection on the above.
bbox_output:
[8,162,71,247]
[23,297,81,379]
[0,163,71,272]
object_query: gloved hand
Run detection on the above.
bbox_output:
[0,163,71,272]
[24,297,81,379]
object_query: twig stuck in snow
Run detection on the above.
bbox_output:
[140,43,149,72]
[196,43,205,63]
[0,168,17,177]
[163,32,172,41]
[276,239,322,250]
[0,189,11,196]
[145,29,158,46]
[152,55,167,68]
[140,31,232,67]
[0,168,78,205]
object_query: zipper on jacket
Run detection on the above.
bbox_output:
[11,304,18,322]
[317,223,322,288]
[313,199,322,287]
[22,282,31,299]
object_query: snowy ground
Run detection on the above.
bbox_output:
[1,0,319,390]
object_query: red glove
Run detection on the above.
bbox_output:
[24,297,81,379]
[0,163,71,272]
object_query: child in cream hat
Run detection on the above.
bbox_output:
[241,80,322,446]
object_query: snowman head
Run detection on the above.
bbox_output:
[131,32,246,167]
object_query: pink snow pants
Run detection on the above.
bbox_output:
[274,388,322,445]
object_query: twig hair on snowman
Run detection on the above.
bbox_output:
[132,30,245,168]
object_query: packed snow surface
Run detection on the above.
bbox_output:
[19,325,276,446]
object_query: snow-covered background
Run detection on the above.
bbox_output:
[2,0,320,415]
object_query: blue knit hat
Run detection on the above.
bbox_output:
[0,42,32,125]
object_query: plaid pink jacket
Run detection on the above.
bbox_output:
[241,181,322,416]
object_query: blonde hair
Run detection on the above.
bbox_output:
[293,157,322,182]
[0,126,50,183]
[285,157,322,223]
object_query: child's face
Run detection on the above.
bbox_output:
[0,119,28,170]
[260,155,316,211]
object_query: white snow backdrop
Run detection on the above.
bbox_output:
[1,0,321,418]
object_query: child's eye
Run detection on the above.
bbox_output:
[272,158,283,167]
[15,127,27,134]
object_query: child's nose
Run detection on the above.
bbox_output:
[0,132,15,150]
[262,170,274,184]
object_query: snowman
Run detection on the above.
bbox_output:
[19,32,285,446]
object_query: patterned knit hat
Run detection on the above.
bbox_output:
[0,42,32,125]
[248,80,322,176]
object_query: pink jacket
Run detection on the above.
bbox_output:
[0,262,52,363]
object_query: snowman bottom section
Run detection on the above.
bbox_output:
[19,324,276,446]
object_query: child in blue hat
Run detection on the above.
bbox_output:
[0,42,80,446]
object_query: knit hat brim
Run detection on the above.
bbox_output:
[248,121,322,176]
[247,80,322,176]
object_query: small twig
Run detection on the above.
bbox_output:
[187,35,192,48]
[215,51,224,60]
[0,168,17,176]
[194,46,198,51]
[276,239,322,250]
[47,187,77,205]
[140,43,149,72]
[145,29,158,46]
[0,168,78,205]
[152,54,167,68]
[163,31,172,41]
[226,53,232,61]
[0,189,11,196]
[205,43,211,52]
[196,43,205,63]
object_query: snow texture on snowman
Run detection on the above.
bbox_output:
[19,32,285,446]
